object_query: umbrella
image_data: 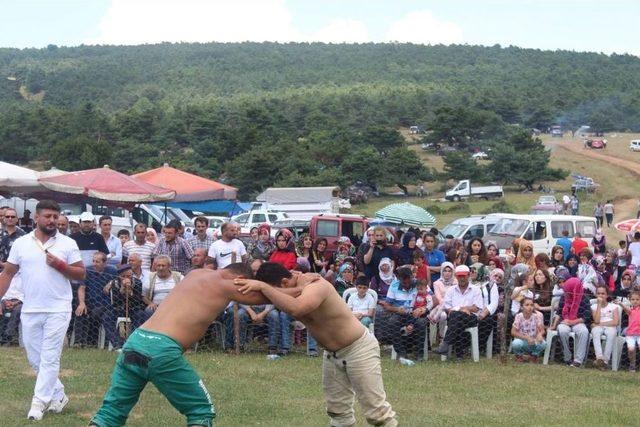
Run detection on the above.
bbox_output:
[375,202,436,227]
[0,161,43,195]
[132,163,237,202]
[38,165,175,203]
[615,219,640,234]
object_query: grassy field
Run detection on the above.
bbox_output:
[1,346,639,426]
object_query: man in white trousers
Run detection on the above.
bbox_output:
[0,199,85,421]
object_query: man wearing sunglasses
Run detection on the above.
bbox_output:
[0,208,26,270]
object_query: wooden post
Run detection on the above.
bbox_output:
[231,251,240,354]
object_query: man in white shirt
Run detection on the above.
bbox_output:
[99,215,122,267]
[142,255,183,312]
[628,232,640,267]
[208,222,247,269]
[123,223,156,271]
[433,265,484,361]
[0,200,85,421]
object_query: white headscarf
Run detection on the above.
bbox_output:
[378,257,395,285]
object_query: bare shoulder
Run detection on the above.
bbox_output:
[301,277,333,295]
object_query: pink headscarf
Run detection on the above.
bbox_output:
[562,278,584,321]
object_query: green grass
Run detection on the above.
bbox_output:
[1,347,639,426]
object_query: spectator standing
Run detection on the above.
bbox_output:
[123,223,156,271]
[99,216,122,268]
[0,275,23,345]
[627,232,640,267]
[364,226,394,282]
[187,216,214,251]
[208,222,247,269]
[0,205,7,233]
[71,212,109,267]
[594,202,604,229]
[18,209,35,233]
[603,200,615,227]
[434,265,484,361]
[571,232,588,256]
[556,230,572,261]
[153,220,194,274]
[0,200,85,421]
[57,214,69,236]
[117,229,130,246]
[0,208,26,267]
[74,252,117,346]
[562,194,571,215]
[422,232,445,282]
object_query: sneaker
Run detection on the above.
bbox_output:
[398,357,415,366]
[27,401,46,421]
[432,342,450,355]
[266,354,281,361]
[571,361,582,368]
[47,394,69,413]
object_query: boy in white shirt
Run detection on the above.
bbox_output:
[347,277,376,328]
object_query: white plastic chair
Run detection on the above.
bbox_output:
[342,288,378,334]
[543,329,584,365]
[437,324,480,362]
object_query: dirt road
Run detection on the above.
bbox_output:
[546,137,638,240]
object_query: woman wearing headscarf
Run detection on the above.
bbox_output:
[396,231,418,267]
[369,257,395,299]
[592,229,606,255]
[565,254,579,277]
[428,262,457,337]
[553,277,592,367]
[486,241,499,260]
[310,238,329,274]
[146,228,158,244]
[250,224,275,261]
[333,262,355,296]
[577,248,598,295]
[469,262,488,287]
[516,239,536,270]
[269,229,297,270]
[615,269,637,299]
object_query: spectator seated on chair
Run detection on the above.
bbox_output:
[549,278,591,367]
[511,297,546,363]
[591,285,619,370]
[102,264,147,350]
[617,290,640,372]
[223,303,277,352]
[347,276,376,328]
[142,255,183,316]
[433,265,484,361]
[0,274,23,346]
[380,266,426,365]
[401,279,433,337]
[74,251,117,347]
[475,268,501,354]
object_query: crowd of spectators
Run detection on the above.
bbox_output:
[1,205,640,372]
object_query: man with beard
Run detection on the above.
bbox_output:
[0,200,85,421]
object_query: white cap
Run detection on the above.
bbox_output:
[454,265,470,276]
[79,212,95,222]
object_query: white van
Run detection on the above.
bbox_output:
[486,214,596,255]
[630,140,640,152]
[441,214,505,241]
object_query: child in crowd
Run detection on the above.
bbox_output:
[591,285,619,370]
[510,297,546,363]
[616,240,629,287]
[347,276,376,328]
[511,271,535,316]
[117,229,130,246]
[618,290,640,372]
[413,251,429,282]
[401,279,433,336]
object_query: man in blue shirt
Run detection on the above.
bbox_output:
[423,232,446,282]
[380,267,426,366]
[74,252,117,346]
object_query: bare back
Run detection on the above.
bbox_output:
[293,279,367,352]
[142,269,257,349]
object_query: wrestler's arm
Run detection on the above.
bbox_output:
[237,280,325,318]
[221,280,301,306]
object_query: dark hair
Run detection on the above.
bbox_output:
[635,232,640,240]
[0,205,10,210]
[223,262,254,279]
[255,262,292,286]
[629,290,640,299]
[619,240,627,246]
[194,216,209,227]
[99,215,112,225]
[221,222,235,233]
[562,229,569,237]
[579,247,593,259]
[430,227,439,235]
[312,238,328,252]
[134,223,147,232]
[521,297,534,305]
[204,256,216,267]
[165,220,181,231]
[534,253,552,269]
[595,285,609,296]
[412,250,425,261]
[355,275,369,287]
[397,266,413,281]
[35,200,60,213]
[466,237,488,263]
[117,229,130,237]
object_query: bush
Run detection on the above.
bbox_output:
[481,200,514,214]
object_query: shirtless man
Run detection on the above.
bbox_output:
[235,262,397,427]
[89,263,305,427]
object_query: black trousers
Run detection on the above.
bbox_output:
[477,314,496,353]
[444,311,478,358]
[389,313,428,359]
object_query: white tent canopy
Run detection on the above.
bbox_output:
[0,162,67,195]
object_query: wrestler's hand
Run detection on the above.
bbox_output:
[297,273,322,287]
[234,278,266,294]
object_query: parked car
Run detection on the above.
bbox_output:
[229,210,289,236]
[551,125,563,137]
[571,178,599,193]
[586,139,606,149]
[421,142,441,151]
[471,151,488,160]
[536,195,559,206]
[630,140,640,152]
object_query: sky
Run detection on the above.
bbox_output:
[0,0,638,55]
